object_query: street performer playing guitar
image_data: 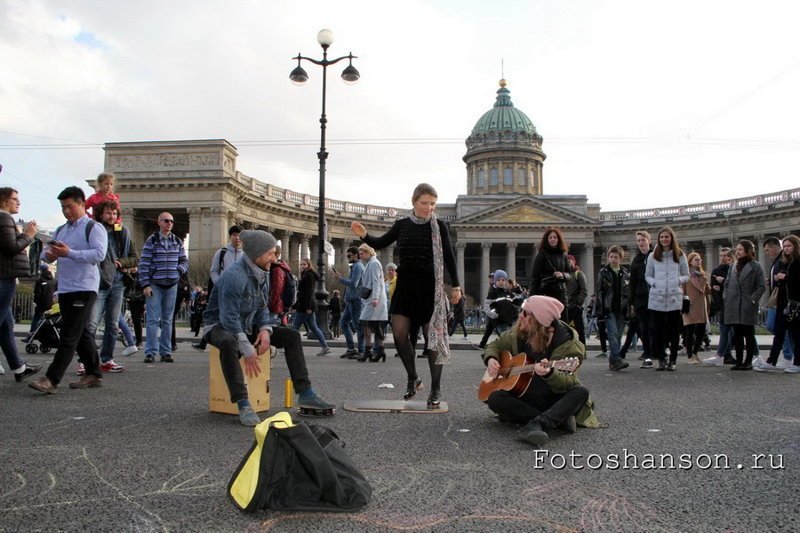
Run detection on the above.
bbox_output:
[483,295,601,446]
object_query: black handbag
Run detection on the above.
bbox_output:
[785,300,800,324]
[228,412,372,513]
[358,286,372,299]
[681,296,691,314]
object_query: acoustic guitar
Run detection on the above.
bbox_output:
[478,350,580,401]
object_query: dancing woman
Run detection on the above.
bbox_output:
[350,183,460,408]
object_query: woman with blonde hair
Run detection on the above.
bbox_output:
[682,252,711,364]
[355,244,389,362]
[350,183,460,408]
[483,295,599,445]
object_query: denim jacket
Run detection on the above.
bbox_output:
[203,255,278,337]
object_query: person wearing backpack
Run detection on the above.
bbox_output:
[193,225,243,350]
[138,212,188,364]
[29,186,108,394]
[267,245,296,327]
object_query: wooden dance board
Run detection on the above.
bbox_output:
[343,399,449,414]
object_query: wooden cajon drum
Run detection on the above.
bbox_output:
[209,346,271,415]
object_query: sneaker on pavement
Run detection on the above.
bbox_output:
[640,359,653,369]
[595,352,608,358]
[0,362,5,375]
[784,365,800,374]
[144,355,155,363]
[121,345,139,357]
[192,343,206,351]
[702,355,724,366]
[297,392,335,410]
[754,362,781,372]
[238,406,260,426]
[100,360,125,373]
[28,376,57,394]
[751,356,765,368]
[68,374,102,389]
[341,348,358,358]
[776,357,792,369]
[77,362,86,375]
[161,355,174,363]
[14,364,41,382]
[316,347,331,356]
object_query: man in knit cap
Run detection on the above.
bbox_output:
[202,230,334,426]
[483,295,599,446]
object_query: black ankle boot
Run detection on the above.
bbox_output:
[369,348,386,362]
[357,348,371,362]
[427,387,441,409]
[403,377,422,400]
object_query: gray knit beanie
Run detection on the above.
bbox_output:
[240,230,277,261]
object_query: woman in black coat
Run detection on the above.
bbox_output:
[0,187,41,380]
[291,258,331,355]
[530,227,572,320]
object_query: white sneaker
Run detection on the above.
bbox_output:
[784,365,800,374]
[0,362,5,375]
[752,356,765,368]
[702,355,724,366]
[122,345,139,357]
[754,362,780,372]
[776,357,792,369]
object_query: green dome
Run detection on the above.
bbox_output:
[470,80,538,136]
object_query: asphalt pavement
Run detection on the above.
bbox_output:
[1,330,799,532]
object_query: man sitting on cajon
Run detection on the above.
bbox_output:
[202,230,334,426]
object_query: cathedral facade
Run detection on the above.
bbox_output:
[104,82,800,304]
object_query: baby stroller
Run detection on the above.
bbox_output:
[24,306,62,354]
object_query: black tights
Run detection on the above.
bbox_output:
[392,314,442,392]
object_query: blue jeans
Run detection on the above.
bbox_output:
[604,312,626,364]
[716,322,733,358]
[292,310,329,349]
[88,279,125,363]
[118,312,135,347]
[0,278,24,370]
[340,299,365,352]
[145,284,178,356]
[766,307,794,359]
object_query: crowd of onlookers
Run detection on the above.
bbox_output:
[477,226,799,375]
[3,172,799,390]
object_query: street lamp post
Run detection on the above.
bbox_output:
[290,29,359,339]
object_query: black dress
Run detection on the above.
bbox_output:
[362,217,458,328]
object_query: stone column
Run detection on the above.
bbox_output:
[187,207,204,257]
[582,242,595,299]
[121,207,144,256]
[337,239,350,272]
[456,242,466,292]
[278,230,292,261]
[755,234,770,305]
[480,242,492,301]
[506,242,517,282]
[386,244,396,266]
[703,240,716,272]
[288,233,300,274]
[300,236,311,263]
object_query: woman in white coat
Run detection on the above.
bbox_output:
[645,227,690,371]
[356,244,388,362]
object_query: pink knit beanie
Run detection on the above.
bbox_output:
[521,295,564,326]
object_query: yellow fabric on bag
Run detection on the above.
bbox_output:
[229,411,294,509]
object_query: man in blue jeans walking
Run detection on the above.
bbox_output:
[334,246,365,359]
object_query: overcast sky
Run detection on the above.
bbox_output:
[2,0,800,230]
